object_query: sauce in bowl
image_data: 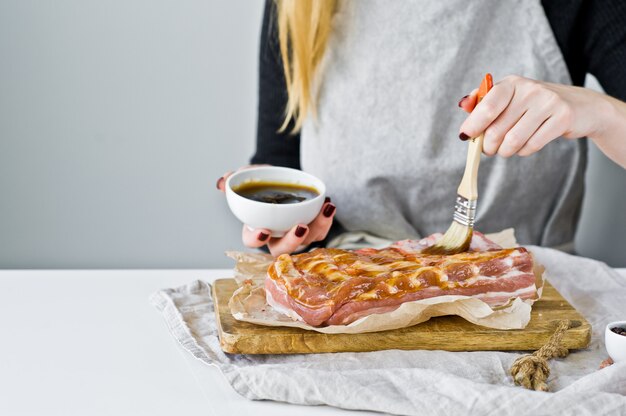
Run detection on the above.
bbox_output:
[233,181,319,204]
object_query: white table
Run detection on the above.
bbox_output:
[2,269,625,416]
[0,270,379,416]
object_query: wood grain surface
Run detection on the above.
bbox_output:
[213,278,591,355]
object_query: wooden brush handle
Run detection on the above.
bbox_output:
[457,74,493,201]
[457,134,484,200]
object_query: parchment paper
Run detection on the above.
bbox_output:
[227,229,546,333]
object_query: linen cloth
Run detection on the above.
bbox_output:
[151,246,626,415]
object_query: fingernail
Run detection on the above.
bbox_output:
[295,225,307,238]
[324,196,331,204]
[458,95,469,107]
[216,177,224,190]
[323,203,336,217]
[258,232,269,242]
[459,132,470,141]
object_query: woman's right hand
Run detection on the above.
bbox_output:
[216,167,337,257]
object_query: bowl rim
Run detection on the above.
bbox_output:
[224,166,326,208]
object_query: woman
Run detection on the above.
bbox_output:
[218,0,626,256]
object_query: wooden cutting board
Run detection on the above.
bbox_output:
[212,278,591,354]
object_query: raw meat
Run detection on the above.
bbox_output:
[265,233,539,327]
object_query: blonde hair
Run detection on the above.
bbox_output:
[275,0,337,132]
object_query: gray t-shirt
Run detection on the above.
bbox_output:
[301,0,585,249]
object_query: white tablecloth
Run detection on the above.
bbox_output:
[0,269,378,415]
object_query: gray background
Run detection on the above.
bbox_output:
[1,1,624,269]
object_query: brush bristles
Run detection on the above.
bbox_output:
[422,221,473,255]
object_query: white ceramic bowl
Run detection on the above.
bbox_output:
[225,166,326,237]
[605,321,626,363]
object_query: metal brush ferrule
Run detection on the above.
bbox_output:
[452,196,477,227]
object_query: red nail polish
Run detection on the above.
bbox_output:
[458,95,469,107]
[258,232,269,242]
[295,226,307,238]
[324,196,331,204]
[459,132,470,141]
[323,203,336,218]
[216,177,224,190]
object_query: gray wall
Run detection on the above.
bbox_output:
[0,1,262,268]
[1,2,624,268]
[575,74,626,267]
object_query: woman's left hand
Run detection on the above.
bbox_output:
[457,75,611,157]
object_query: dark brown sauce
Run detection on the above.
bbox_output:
[611,327,626,336]
[233,181,319,204]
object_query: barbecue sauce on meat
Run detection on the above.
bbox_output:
[273,248,522,302]
[266,234,539,327]
[234,181,319,204]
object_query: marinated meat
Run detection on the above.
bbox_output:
[265,233,538,326]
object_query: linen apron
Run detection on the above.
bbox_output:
[300,0,586,249]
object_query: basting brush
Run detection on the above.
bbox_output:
[422,73,493,255]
